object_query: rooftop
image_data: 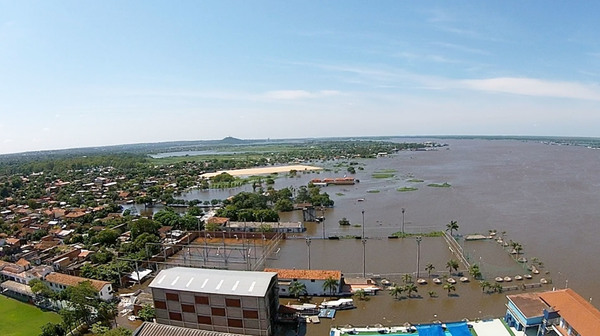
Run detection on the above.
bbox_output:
[507,292,547,318]
[149,267,277,298]
[45,272,111,292]
[134,322,247,336]
[539,288,600,336]
[264,268,342,281]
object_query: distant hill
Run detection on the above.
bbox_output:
[220,136,245,144]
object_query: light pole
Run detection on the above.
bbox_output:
[321,207,326,239]
[416,236,422,278]
[362,238,367,278]
[401,208,405,235]
[361,209,365,239]
[305,238,312,270]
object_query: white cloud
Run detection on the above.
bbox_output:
[460,77,600,101]
[261,90,341,100]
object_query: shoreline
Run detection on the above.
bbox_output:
[200,164,322,178]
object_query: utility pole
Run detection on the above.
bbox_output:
[321,207,326,239]
[362,209,366,278]
[416,236,422,278]
[305,238,312,270]
[401,208,406,235]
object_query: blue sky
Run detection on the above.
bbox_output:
[1,1,600,154]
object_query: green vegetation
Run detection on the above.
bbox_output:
[372,173,395,179]
[397,187,418,192]
[366,190,380,193]
[0,296,61,336]
[407,178,424,182]
[335,192,344,196]
[427,182,452,188]
[391,231,444,238]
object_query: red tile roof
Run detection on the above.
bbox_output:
[45,272,110,292]
[539,289,600,336]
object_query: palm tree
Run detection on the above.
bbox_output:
[446,220,459,236]
[425,263,435,278]
[443,283,456,296]
[353,289,368,301]
[469,264,482,280]
[323,276,339,296]
[402,273,413,284]
[289,281,307,299]
[404,283,418,298]
[446,259,459,275]
[493,283,503,293]
[428,290,437,298]
[389,284,404,299]
[479,281,491,293]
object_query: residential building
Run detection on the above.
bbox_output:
[44,272,113,301]
[505,288,600,336]
[149,267,278,336]
[264,268,342,296]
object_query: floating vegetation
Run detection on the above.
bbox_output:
[372,173,395,178]
[335,192,345,196]
[391,231,445,238]
[397,187,418,192]
[407,178,424,182]
[367,190,380,193]
[427,182,451,188]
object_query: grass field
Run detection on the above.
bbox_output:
[0,295,62,336]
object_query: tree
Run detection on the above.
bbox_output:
[129,218,160,239]
[389,284,404,299]
[30,278,55,299]
[404,283,418,298]
[402,273,413,284]
[353,289,368,301]
[138,304,156,322]
[469,264,482,280]
[274,199,293,212]
[64,281,100,327]
[95,229,119,246]
[288,281,307,299]
[322,276,339,296]
[428,290,437,298]
[103,327,133,336]
[446,259,459,275]
[59,308,77,334]
[40,322,66,336]
[97,301,118,327]
[479,281,491,293]
[446,220,459,236]
[443,283,456,296]
[425,263,435,278]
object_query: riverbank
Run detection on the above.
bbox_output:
[200,164,322,177]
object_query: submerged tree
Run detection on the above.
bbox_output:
[446,220,459,236]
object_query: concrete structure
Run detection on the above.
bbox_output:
[264,268,342,296]
[505,288,600,336]
[226,221,305,233]
[44,272,113,301]
[134,321,248,336]
[149,267,278,336]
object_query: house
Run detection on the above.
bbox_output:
[44,272,113,301]
[149,267,278,336]
[263,268,342,297]
[505,288,600,336]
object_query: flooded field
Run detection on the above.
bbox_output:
[180,139,600,329]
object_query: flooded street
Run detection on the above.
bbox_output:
[183,139,600,329]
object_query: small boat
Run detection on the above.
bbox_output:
[503,242,509,247]
[490,231,497,236]
[357,198,365,202]
[459,277,469,283]
[510,249,518,254]
[433,278,442,284]
[504,276,512,282]
[446,278,456,284]
[517,257,527,263]
[381,279,391,286]
[319,298,355,310]
[495,277,504,282]
[514,275,523,281]
[524,274,533,279]
[533,269,540,274]
[540,278,549,284]
[417,279,428,285]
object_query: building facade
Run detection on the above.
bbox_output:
[149,267,278,336]
[44,272,113,301]
[264,268,342,297]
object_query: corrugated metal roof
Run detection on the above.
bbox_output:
[133,322,248,336]
[149,267,277,298]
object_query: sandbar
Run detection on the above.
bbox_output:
[201,165,322,178]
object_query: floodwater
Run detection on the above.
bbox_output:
[181,139,600,330]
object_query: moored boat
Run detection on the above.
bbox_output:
[495,277,504,282]
[504,276,512,282]
[417,278,428,285]
[514,275,523,280]
[540,278,549,284]
[524,274,533,279]
[459,277,469,282]
[446,278,456,284]
[433,278,442,284]
[320,298,355,310]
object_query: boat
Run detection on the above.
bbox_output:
[495,277,504,282]
[524,274,533,279]
[319,298,355,310]
[533,269,540,274]
[459,277,469,283]
[446,278,456,284]
[514,275,523,280]
[433,278,442,284]
[517,257,527,263]
[357,198,365,202]
[504,276,512,282]
[381,279,391,286]
[510,249,518,254]
[540,278,549,284]
[417,279,428,285]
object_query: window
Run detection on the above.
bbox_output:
[211,307,226,316]
[225,298,241,307]
[311,279,315,282]
[169,312,182,321]
[243,310,259,319]
[181,304,195,313]
[154,300,167,309]
[197,315,212,324]
[228,318,243,328]
[166,293,179,301]
[195,295,209,304]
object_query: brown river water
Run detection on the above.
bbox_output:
[182,139,600,332]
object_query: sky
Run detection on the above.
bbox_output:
[1,1,600,154]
